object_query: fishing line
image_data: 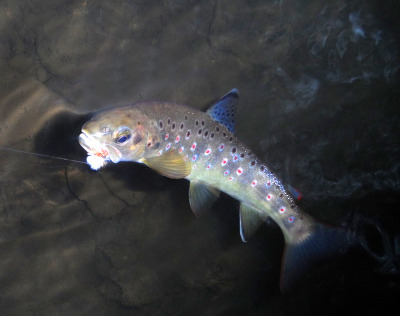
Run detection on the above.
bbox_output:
[0,146,88,165]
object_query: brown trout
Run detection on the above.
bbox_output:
[78,89,349,292]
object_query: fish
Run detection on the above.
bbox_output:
[78,88,349,292]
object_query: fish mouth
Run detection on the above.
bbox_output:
[78,131,122,167]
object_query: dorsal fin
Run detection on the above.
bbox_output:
[206,88,238,133]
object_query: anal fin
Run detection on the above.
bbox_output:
[189,180,220,217]
[239,203,267,242]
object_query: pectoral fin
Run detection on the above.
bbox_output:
[189,180,220,217]
[239,203,267,242]
[144,150,191,179]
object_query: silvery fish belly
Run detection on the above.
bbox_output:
[78,89,349,292]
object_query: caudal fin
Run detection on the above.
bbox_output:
[280,223,349,293]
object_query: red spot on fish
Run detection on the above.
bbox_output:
[291,187,303,201]
[266,182,271,186]
[205,148,211,155]
[288,216,295,223]
[251,180,257,187]
[224,170,229,175]
[233,155,238,161]
[175,136,180,143]
[191,143,197,151]
[192,154,198,161]
[165,133,169,141]
[179,146,184,153]
[219,144,225,151]
[206,164,212,169]
[165,143,171,150]
[279,207,286,214]
[266,194,273,201]
[157,150,162,156]
[221,158,228,166]
[229,177,234,181]
[236,167,243,175]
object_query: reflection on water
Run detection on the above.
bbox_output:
[0,0,399,315]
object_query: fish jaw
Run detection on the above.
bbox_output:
[78,131,122,170]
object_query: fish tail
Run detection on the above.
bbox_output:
[280,223,349,293]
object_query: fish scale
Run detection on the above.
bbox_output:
[154,103,298,228]
[78,89,349,292]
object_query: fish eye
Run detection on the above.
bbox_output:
[114,127,132,145]
[116,134,131,144]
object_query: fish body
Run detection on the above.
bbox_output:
[79,89,349,292]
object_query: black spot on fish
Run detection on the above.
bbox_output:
[250,160,256,166]
[204,131,209,137]
[185,115,188,120]
[260,165,265,172]
[232,147,236,154]
[198,129,202,135]
[290,204,295,209]
[201,120,205,126]
[195,120,199,126]
[279,193,283,198]
[210,132,214,139]
[133,134,142,144]
[172,122,176,130]
[147,142,152,147]
[215,126,220,132]
[159,121,163,128]
[240,153,245,158]
[180,123,184,130]
[137,122,141,125]
[167,118,171,125]
[186,130,191,138]
[223,132,227,137]
[229,137,233,142]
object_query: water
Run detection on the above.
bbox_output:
[0,0,399,315]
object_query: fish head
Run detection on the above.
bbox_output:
[79,106,157,169]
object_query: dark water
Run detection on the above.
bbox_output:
[0,0,399,315]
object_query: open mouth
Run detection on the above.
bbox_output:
[78,132,109,158]
[78,131,122,170]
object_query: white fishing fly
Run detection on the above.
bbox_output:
[86,154,106,170]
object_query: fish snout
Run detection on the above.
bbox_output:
[79,132,108,158]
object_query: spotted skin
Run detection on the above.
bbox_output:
[126,102,312,241]
[79,97,349,293]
